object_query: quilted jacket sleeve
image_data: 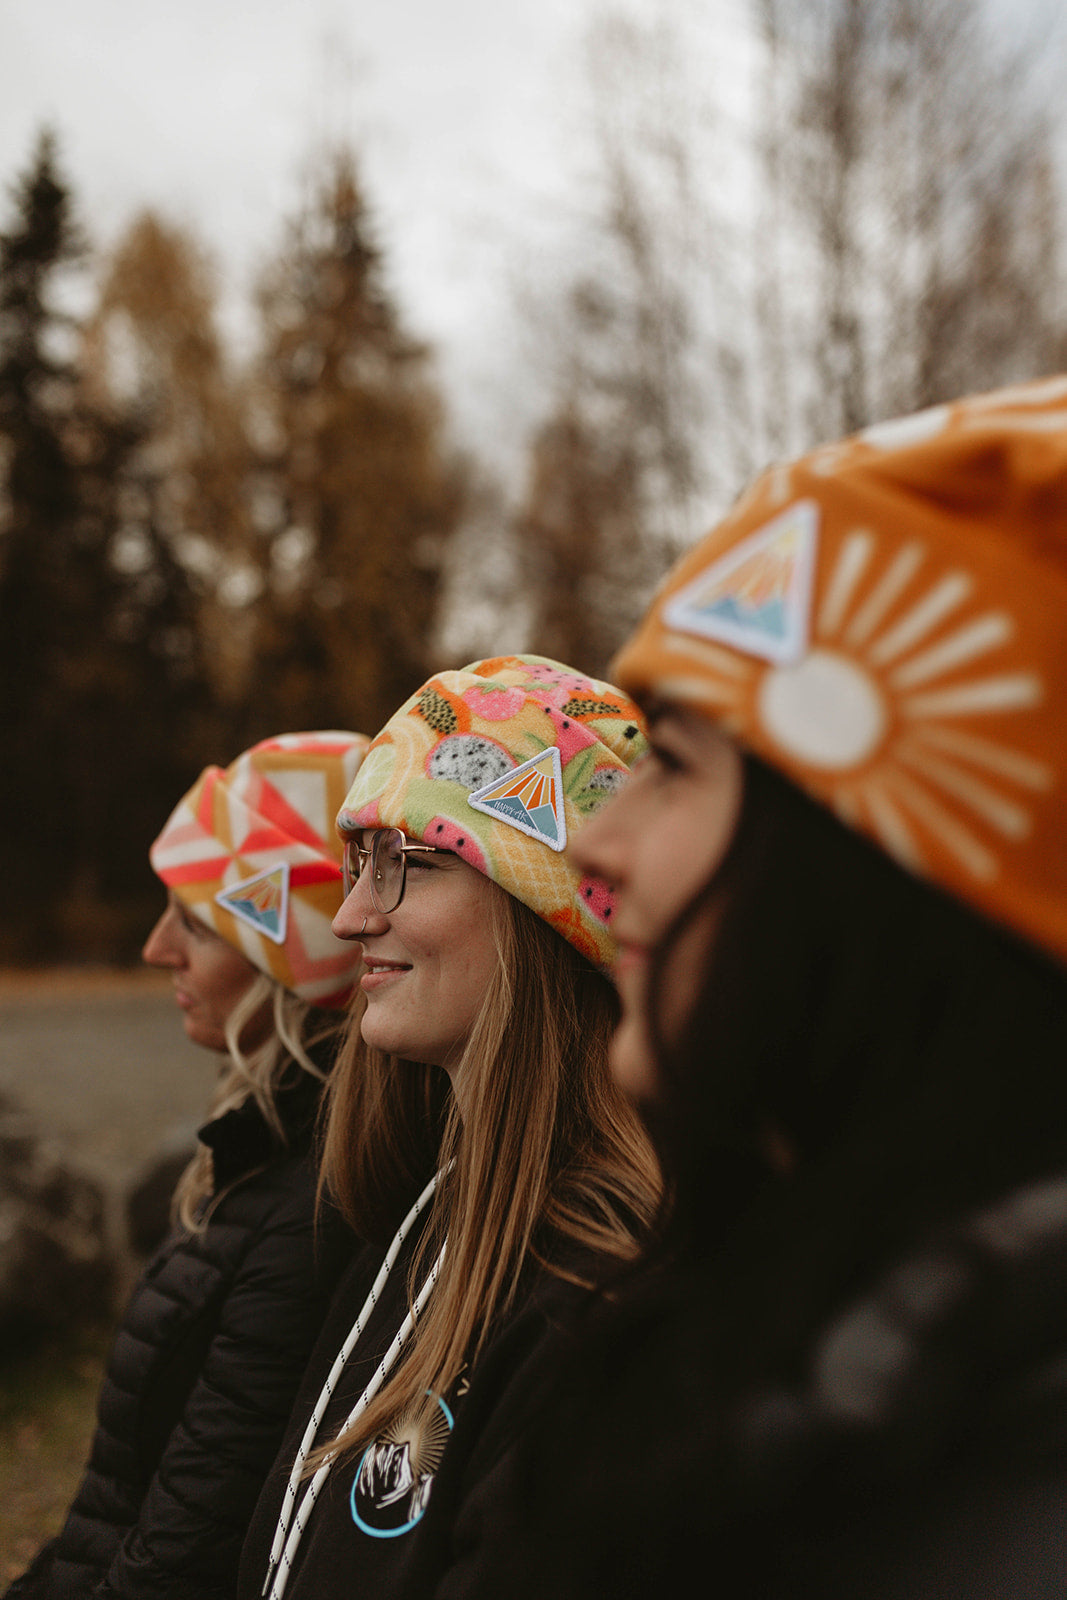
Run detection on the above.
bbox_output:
[93,1162,353,1600]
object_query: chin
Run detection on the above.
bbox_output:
[360,1020,454,1072]
[361,1015,418,1063]
[183,1017,226,1053]
[608,1020,660,1102]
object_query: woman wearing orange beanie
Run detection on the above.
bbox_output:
[450,377,1067,1597]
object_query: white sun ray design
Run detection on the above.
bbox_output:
[663,529,1051,882]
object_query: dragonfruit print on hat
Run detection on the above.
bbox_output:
[336,657,648,970]
[150,731,371,1008]
[613,373,1067,968]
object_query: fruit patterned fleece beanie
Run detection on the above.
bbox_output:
[336,657,648,970]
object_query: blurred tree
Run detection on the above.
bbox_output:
[517,11,717,670]
[517,341,657,677]
[0,129,106,955]
[517,0,1066,671]
[83,212,259,710]
[754,0,1067,444]
[247,149,467,738]
[0,139,470,959]
[0,140,215,959]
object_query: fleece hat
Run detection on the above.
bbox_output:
[613,373,1067,967]
[150,730,371,1008]
[336,656,648,970]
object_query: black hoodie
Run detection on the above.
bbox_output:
[238,1206,599,1600]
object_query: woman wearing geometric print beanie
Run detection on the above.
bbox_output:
[450,377,1067,1598]
[237,657,661,1600]
[6,730,370,1600]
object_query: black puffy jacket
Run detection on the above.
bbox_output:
[6,1068,356,1600]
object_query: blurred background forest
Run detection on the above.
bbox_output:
[2,0,1066,964]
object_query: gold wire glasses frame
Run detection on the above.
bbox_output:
[341,827,448,914]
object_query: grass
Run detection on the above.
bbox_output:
[0,1324,111,1584]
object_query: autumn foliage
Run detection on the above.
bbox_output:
[0,136,465,960]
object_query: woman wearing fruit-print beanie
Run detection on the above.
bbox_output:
[237,656,661,1600]
[437,376,1067,1599]
[7,732,369,1600]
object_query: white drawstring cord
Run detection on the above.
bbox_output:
[266,1245,447,1597]
[263,1171,446,1600]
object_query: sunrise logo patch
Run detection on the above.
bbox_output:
[215,863,290,945]
[467,746,567,850]
[350,1392,454,1539]
[664,499,819,665]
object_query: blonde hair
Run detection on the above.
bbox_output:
[173,973,346,1232]
[314,885,661,1467]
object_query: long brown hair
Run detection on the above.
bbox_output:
[315,884,661,1464]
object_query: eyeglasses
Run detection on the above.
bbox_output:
[341,827,449,914]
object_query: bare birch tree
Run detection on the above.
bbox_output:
[753,0,1065,440]
[519,0,1065,675]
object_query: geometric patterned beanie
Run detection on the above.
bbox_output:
[612,373,1067,968]
[149,730,371,1008]
[336,656,648,972]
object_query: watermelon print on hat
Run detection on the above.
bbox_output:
[336,656,648,971]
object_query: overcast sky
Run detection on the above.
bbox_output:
[1,0,676,461]
[1,0,1060,468]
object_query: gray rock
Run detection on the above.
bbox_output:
[0,1093,112,1349]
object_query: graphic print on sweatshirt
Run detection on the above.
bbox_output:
[349,1390,455,1538]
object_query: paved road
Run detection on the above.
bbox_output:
[0,971,221,1190]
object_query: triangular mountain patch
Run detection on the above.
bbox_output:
[215,863,290,945]
[467,747,567,851]
[663,499,819,665]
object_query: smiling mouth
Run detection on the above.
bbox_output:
[361,959,412,989]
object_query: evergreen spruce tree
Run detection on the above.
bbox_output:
[0,130,91,954]
[0,137,216,958]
